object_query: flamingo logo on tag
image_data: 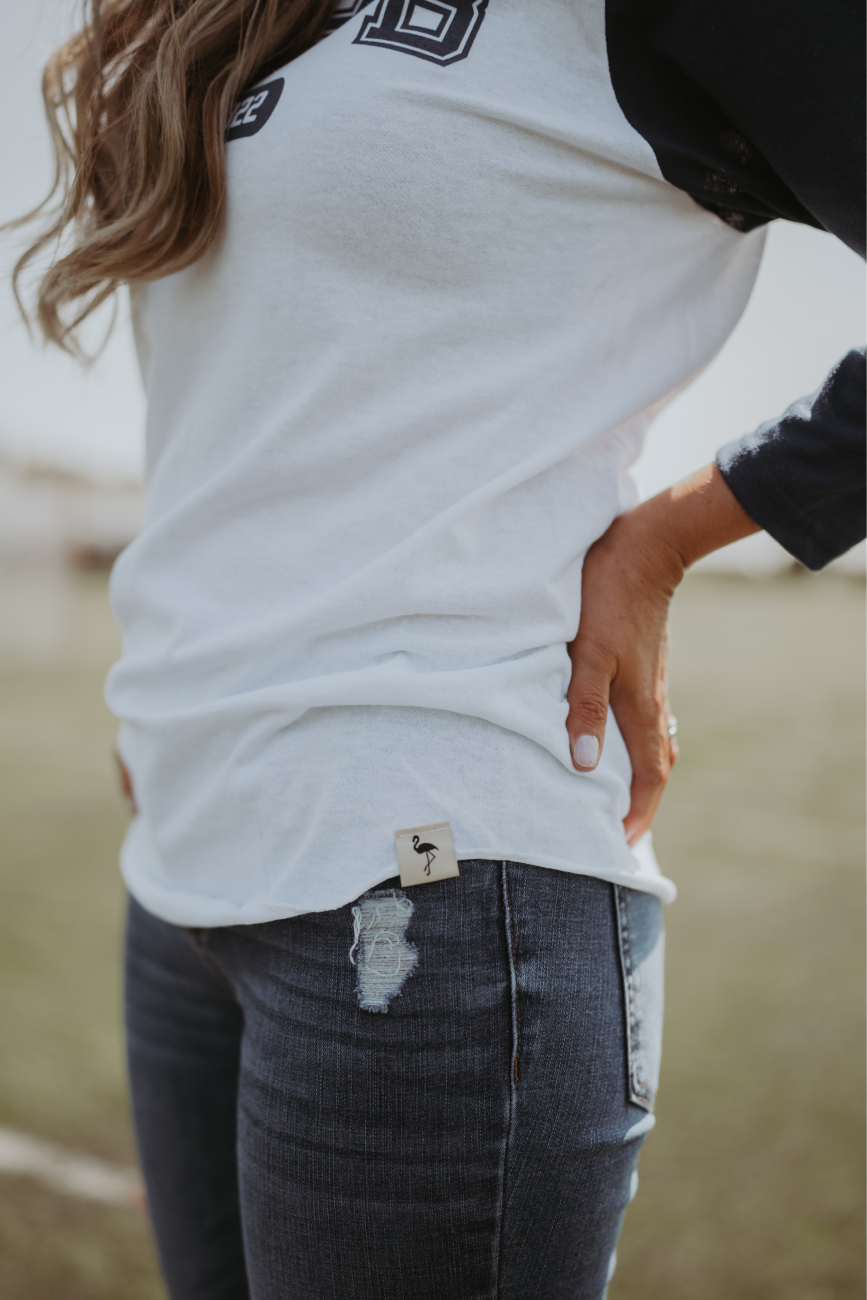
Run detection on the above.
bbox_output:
[393,821,460,886]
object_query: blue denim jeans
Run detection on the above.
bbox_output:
[124,862,664,1300]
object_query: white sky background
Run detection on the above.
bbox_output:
[1,2,864,562]
[1,1,147,484]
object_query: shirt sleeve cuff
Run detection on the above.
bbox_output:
[717,434,842,572]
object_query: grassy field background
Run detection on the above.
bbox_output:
[0,563,863,1299]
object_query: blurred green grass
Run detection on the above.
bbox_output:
[0,564,863,1300]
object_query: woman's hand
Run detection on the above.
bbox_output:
[566,463,759,844]
[566,508,682,844]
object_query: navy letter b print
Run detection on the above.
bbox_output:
[354,0,489,65]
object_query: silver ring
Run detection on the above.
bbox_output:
[667,714,678,738]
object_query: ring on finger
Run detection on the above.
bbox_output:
[667,713,678,738]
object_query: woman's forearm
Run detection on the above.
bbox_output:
[621,462,761,591]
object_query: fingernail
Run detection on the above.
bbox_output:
[573,734,599,769]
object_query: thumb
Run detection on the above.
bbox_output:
[566,643,614,772]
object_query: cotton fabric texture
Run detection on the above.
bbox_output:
[124,863,664,1299]
[106,0,768,925]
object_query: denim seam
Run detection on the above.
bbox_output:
[613,886,655,1110]
[494,861,521,1300]
[503,865,522,1088]
[184,928,239,1000]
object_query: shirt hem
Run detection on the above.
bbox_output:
[123,848,676,928]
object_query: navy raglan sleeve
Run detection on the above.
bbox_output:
[606,0,866,569]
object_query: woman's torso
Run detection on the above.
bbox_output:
[107,0,764,925]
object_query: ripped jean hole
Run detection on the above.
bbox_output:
[349,890,418,1013]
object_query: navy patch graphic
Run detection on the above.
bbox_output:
[226,78,284,141]
[353,0,488,65]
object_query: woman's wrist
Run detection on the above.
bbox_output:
[625,462,760,581]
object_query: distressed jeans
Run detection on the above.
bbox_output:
[124,862,664,1300]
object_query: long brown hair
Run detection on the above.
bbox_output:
[10,0,334,354]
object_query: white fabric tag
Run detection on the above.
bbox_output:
[393,821,460,887]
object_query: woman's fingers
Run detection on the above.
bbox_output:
[567,499,690,839]
[114,750,137,815]
[566,641,615,771]
[567,634,675,842]
[615,690,673,845]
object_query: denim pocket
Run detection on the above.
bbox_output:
[613,884,665,1112]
